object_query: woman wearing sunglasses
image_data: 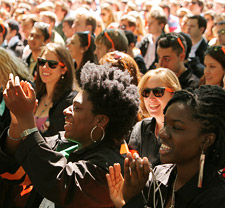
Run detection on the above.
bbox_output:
[67,31,97,86]
[35,42,76,136]
[129,68,181,167]
[200,45,225,87]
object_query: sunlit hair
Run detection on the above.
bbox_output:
[100,2,116,27]
[164,85,225,170]
[80,62,139,142]
[0,48,33,88]
[36,43,75,103]
[138,68,181,118]
[99,51,142,86]
[95,29,128,52]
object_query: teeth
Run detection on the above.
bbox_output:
[161,144,172,150]
[43,72,50,75]
[65,121,72,125]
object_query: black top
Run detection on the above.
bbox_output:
[128,118,161,168]
[124,164,225,208]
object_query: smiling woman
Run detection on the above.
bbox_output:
[128,68,181,167]
[34,42,77,136]
[1,62,139,207]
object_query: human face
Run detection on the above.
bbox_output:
[38,51,66,87]
[67,34,82,60]
[55,5,65,22]
[63,91,99,147]
[187,19,201,38]
[28,28,46,52]
[21,20,33,40]
[147,17,163,35]
[204,55,224,86]
[63,22,75,38]
[188,1,201,15]
[72,15,87,33]
[157,47,181,75]
[217,25,225,46]
[142,77,174,119]
[159,102,203,165]
[94,42,108,61]
[100,9,110,24]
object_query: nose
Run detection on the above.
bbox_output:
[159,126,170,140]
[204,66,210,75]
[63,105,73,115]
[148,91,155,99]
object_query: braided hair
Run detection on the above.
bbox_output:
[164,85,225,170]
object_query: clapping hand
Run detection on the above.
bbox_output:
[106,152,151,207]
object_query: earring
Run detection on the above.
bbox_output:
[90,125,105,142]
[61,75,64,80]
[198,149,205,188]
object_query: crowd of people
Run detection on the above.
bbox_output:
[0,0,225,207]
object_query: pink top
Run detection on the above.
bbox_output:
[35,116,49,133]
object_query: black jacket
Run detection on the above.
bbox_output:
[37,90,77,137]
[128,118,161,168]
[194,38,208,65]
[124,164,225,208]
[0,129,124,208]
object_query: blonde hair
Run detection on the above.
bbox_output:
[138,68,181,118]
[0,48,33,88]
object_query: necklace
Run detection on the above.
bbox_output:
[169,174,178,208]
[36,98,52,119]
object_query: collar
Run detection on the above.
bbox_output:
[8,35,20,48]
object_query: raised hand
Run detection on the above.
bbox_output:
[106,163,125,208]
[3,74,36,122]
[123,152,151,202]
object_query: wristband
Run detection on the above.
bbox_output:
[20,127,38,138]
[7,129,22,141]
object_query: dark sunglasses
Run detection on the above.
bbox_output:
[141,87,174,98]
[218,29,225,35]
[37,57,65,69]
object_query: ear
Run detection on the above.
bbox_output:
[11,30,17,36]
[61,66,68,75]
[44,38,51,45]
[200,133,216,150]
[199,27,205,34]
[95,114,109,128]
[179,51,186,61]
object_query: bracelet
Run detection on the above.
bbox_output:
[7,129,23,141]
[20,127,38,138]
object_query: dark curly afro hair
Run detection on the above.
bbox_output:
[80,62,139,142]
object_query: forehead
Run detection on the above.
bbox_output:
[30,28,44,37]
[144,76,167,88]
[165,102,195,122]
[148,17,158,23]
[42,50,58,60]
[157,47,177,56]
[187,18,198,25]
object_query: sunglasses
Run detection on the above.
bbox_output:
[119,25,127,30]
[163,35,185,54]
[37,57,65,69]
[141,87,174,98]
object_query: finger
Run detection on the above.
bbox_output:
[114,163,122,182]
[27,82,36,101]
[135,157,144,179]
[143,157,151,177]
[15,76,20,86]
[124,158,131,182]
[9,73,15,86]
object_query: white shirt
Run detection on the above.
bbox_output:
[144,34,156,69]
[189,38,203,58]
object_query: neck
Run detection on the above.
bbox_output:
[75,56,83,69]
[45,85,54,101]
[192,36,202,45]
[155,116,164,137]
[176,63,186,77]
[152,33,161,42]
[32,50,41,61]
[175,159,200,190]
